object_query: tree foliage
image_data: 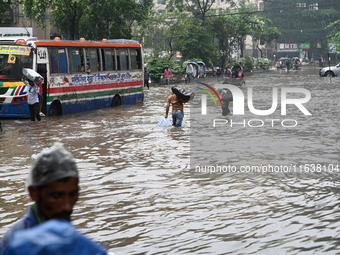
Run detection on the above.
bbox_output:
[326,20,340,49]
[137,11,191,59]
[0,0,11,23]
[80,0,153,40]
[177,25,217,68]
[209,14,242,66]
[206,4,280,65]
[146,57,180,79]
[51,0,89,40]
[22,0,50,28]
[22,0,153,40]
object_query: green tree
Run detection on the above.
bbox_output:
[146,57,179,80]
[177,24,217,68]
[22,0,50,29]
[136,11,191,59]
[209,14,241,67]
[51,0,88,40]
[326,20,340,49]
[166,0,236,26]
[22,0,153,40]
[80,0,153,40]
[209,5,280,65]
[0,0,11,23]
[139,0,280,67]
[247,15,281,58]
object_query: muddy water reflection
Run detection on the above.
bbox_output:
[0,67,340,254]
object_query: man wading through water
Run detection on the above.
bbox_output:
[165,91,185,127]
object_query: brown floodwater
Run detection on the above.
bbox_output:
[0,66,339,254]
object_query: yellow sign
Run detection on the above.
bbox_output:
[0,45,31,56]
[8,54,16,63]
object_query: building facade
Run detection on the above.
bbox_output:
[0,1,57,39]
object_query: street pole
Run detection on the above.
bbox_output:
[328,52,331,83]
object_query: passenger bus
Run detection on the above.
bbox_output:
[0,37,144,118]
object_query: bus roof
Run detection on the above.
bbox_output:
[0,36,141,48]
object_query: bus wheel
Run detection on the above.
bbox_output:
[111,95,121,107]
[49,101,62,116]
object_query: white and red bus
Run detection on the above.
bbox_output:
[0,37,144,118]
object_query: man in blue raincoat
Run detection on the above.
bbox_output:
[0,143,107,255]
[4,220,107,255]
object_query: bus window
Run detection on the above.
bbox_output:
[116,49,120,70]
[49,48,59,73]
[97,49,102,71]
[100,49,106,71]
[112,49,116,70]
[130,49,141,69]
[103,49,113,71]
[58,49,67,73]
[118,49,128,70]
[67,48,83,73]
[85,48,98,72]
[135,48,142,70]
[0,46,32,80]
[8,56,24,79]
[125,49,130,70]
[22,51,33,69]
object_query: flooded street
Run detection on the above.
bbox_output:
[1,66,340,254]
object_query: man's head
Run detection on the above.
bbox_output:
[26,78,34,86]
[27,143,79,221]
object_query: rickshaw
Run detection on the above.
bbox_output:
[277,57,293,70]
[183,61,198,83]
[292,57,301,70]
[196,61,206,77]
[223,64,245,87]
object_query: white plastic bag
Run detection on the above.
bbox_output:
[22,68,44,83]
[157,117,169,127]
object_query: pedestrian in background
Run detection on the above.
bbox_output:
[162,68,172,85]
[37,81,45,116]
[37,64,47,117]
[23,77,41,121]
[224,66,231,78]
[144,68,150,89]
[215,67,221,82]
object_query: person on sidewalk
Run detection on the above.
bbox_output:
[162,68,172,85]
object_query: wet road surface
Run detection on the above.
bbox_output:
[0,66,340,254]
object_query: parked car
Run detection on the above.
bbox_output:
[319,63,340,77]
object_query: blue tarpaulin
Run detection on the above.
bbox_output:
[5,220,107,255]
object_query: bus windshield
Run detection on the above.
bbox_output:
[0,45,33,81]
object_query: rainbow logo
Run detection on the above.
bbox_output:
[197,82,222,106]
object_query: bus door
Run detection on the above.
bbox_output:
[36,47,49,114]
